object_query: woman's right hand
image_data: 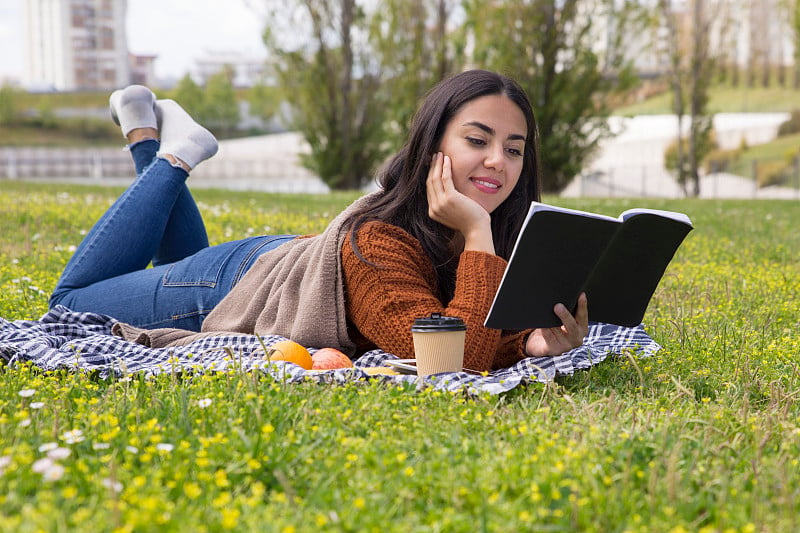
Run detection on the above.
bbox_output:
[426,152,494,253]
[525,293,589,357]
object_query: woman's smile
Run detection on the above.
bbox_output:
[470,176,503,193]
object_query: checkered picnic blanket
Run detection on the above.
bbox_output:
[0,306,660,394]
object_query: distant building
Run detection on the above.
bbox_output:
[129,53,157,87]
[194,51,267,88]
[24,0,131,91]
[574,0,795,82]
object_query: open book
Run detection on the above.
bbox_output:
[484,202,693,330]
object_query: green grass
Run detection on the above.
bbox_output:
[15,91,111,109]
[726,132,800,178]
[615,85,800,116]
[0,120,122,148]
[1,181,799,532]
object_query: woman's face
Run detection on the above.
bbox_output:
[437,94,527,214]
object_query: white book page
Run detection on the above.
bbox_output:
[619,207,693,226]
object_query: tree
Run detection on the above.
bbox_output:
[369,0,463,147]
[779,0,800,88]
[170,71,240,137]
[657,0,720,197]
[713,0,743,86]
[263,0,387,190]
[748,0,773,88]
[259,0,464,189]
[202,70,240,137]
[464,0,641,193]
[170,74,205,118]
[247,81,280,126]
[793,0,800,88]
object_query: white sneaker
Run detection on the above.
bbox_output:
[109,85,157,137]
[155,99,218,170]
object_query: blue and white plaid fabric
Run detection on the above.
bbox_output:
[0,306,660,395]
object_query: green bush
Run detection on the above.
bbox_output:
[777,109,800,136]
[702,147,741,173]
[65,117,119,141]
[754,159,790,187]
[33,102,59,129]
[664,129,720,175]
[0,85,21,126]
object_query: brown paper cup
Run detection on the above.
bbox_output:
[411,314,467,376]
[412,330,466,376]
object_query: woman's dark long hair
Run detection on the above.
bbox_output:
[347,69,542,302]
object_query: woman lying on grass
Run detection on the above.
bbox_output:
[49,69,588,373]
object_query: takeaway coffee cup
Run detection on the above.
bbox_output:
[411,313,467,376]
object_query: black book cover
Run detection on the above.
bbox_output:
[484,203,693,330]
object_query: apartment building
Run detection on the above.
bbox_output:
[194,51,267,88]
[24,0,131,91]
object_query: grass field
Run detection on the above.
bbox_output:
[1,181,799,532]
[614,85,800,116]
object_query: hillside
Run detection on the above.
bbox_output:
[614,85,800,116]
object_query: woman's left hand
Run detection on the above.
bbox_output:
[525,293,589,357]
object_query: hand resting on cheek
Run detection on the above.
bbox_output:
[425,152,494,254]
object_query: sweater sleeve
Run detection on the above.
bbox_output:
[341,221,529,372]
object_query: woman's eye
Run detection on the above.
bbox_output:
[466,137,486,146]
[506,147,523,157]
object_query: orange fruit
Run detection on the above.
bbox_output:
[267,339,313,370]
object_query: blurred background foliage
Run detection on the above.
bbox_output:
[4,0,800,193]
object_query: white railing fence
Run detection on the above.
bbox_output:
[3,147,799,199]
[0,146,330,194]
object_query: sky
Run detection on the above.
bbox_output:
[0,0,268,82]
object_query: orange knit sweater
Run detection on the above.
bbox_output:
[341,221,530,372]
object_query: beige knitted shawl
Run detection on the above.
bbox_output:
[112,191,381,354]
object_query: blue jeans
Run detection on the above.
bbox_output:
[50,140,295,330]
